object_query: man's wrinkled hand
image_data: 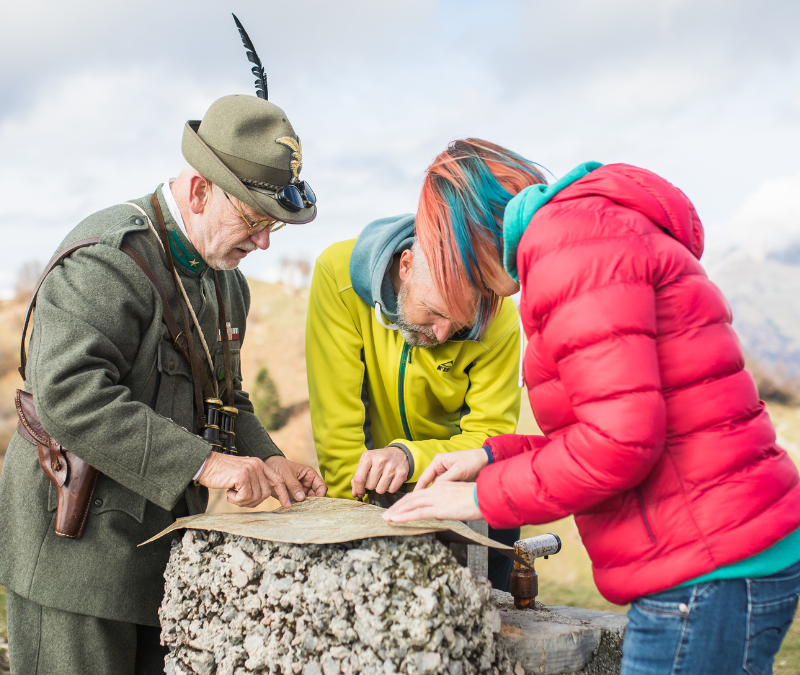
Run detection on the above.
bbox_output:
[265,456,327,507]
[196,452,276,508]
[414,448,488,491]
[351,447,410,499]
[196,452,327,508]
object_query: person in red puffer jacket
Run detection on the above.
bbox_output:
[384,139,800,675]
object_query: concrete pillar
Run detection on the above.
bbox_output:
[449,518,489,579]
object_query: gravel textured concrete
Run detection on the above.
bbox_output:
[161,530,522,675]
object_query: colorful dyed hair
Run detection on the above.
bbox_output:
[416,139,547,339]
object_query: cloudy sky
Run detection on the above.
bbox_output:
[2,0,800,291]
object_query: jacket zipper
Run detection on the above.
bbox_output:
[636,487,656,543]
[398,343,413,440]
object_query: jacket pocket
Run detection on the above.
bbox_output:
[744,560,800,675]
[155,339,195,431]
[48,474,147,523]
[213,345,242,398]
[636,487,657,543]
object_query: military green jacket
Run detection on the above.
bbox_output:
[0,187,282,626]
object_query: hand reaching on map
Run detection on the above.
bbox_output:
[265,456,327,507]
[383,481,482,523]
[414,448,488,490]
[351,447,410,499]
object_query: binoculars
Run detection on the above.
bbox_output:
[202,398,239,454]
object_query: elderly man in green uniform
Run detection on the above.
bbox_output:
[0,92,326,675]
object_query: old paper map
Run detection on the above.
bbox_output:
[141,496,510,550]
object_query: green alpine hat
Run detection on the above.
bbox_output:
[182,94,316,225]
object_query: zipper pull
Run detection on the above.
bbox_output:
[408,347,412,363]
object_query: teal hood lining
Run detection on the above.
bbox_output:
[502,162,603,282]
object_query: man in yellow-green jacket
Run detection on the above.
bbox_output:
[306,214,522,589]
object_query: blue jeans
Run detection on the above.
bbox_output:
[621,559,800,675]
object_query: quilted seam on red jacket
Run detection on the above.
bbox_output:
[477,163,800,605]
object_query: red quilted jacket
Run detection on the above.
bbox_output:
[477,163,800,604]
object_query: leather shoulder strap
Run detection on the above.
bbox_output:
[150,193,206,425]
[19,238,101,380]
[213,271,235,407]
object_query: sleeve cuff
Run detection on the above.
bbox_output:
[387,443,415,481]
[192,455,210,482]
[485,433,549,462]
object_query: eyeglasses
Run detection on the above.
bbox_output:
[222,191,285,235]
[269,181,316,212]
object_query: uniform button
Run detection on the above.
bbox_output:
[168,360,176,370]
[134,218,144,226]
[94,499,103,507]
[678,603,689,614]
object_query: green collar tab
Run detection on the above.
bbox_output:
[502,161,603,282]
[169,230,205,275]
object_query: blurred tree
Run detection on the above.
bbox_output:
[278,256,312,287]
[15,260,44,302]
[747,358,799,405]
[252,367,284,430]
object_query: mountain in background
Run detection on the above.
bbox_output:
[709,248,800,379]
[704,171,800,381]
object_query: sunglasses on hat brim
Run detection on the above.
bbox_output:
[267,181,316,212]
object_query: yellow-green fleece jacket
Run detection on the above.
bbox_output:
[306,238,522,500]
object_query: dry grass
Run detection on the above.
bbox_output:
[777,622,800,675]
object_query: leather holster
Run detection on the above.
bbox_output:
[15,389,99,539]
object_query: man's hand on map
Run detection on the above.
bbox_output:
[351,447,410,499]
[197,453,326,508]
[266,456,328,507]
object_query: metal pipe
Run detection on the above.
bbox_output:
[510,533,562,609]
[515,533,561,566]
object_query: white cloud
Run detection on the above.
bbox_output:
[2,0,800,291]
[707,173,800,260]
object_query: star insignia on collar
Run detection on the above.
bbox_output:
[189,258,200,267]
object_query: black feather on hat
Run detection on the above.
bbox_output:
[232,14,268,100]
[180,14,317,224]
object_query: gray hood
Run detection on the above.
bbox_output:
[349,214,415,326]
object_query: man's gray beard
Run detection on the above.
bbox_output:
[395,284,444,349]
[209,257,240,271]
[207,242,257,270]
